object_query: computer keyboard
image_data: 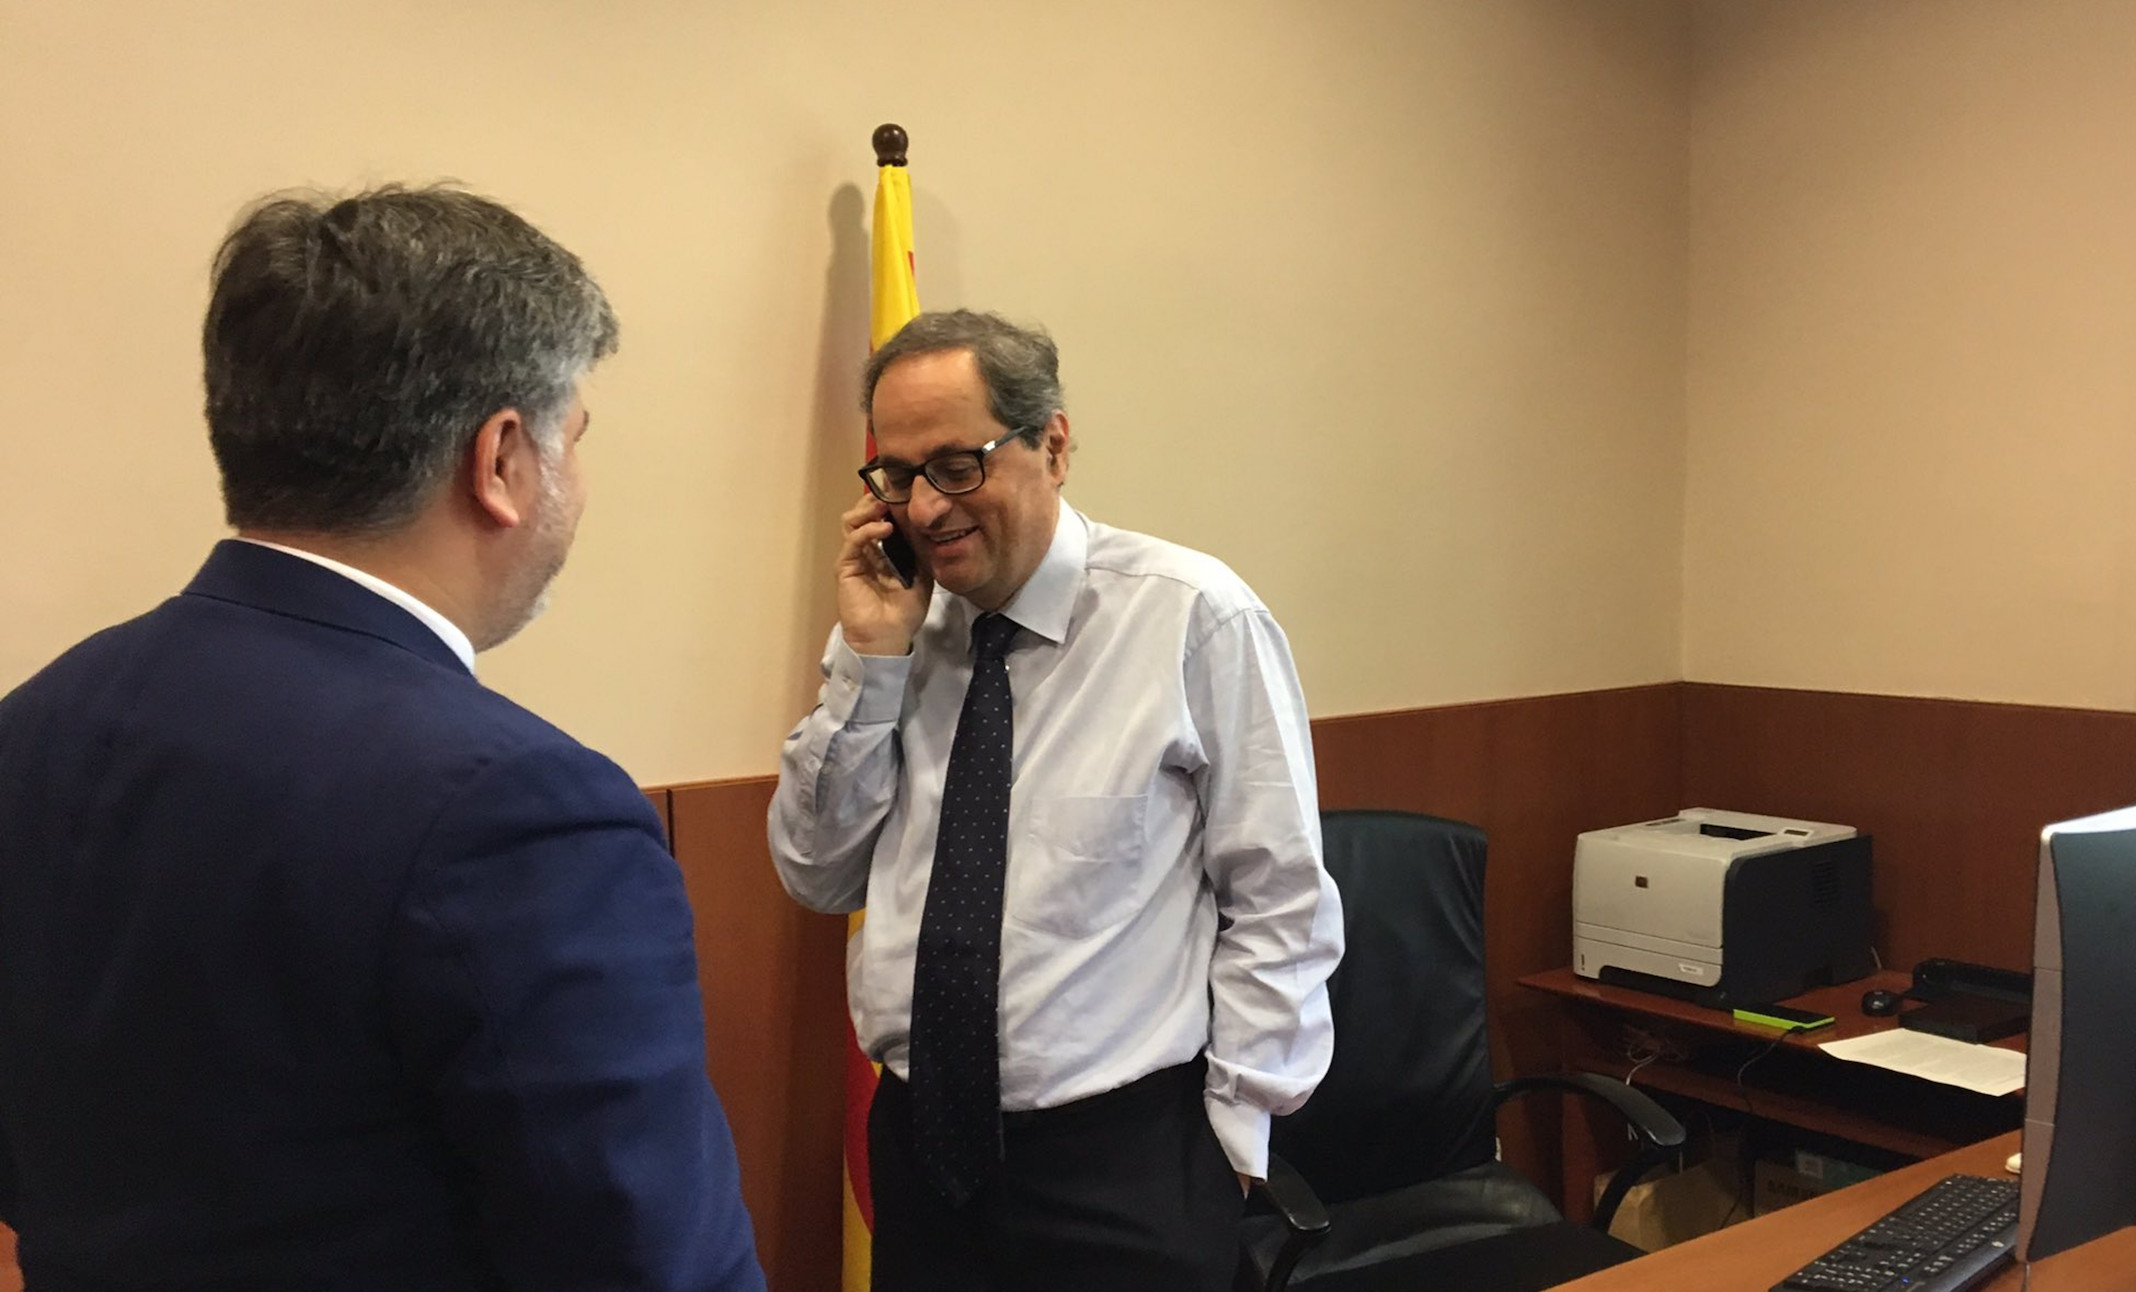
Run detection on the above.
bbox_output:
[1771,1173,2020,1292]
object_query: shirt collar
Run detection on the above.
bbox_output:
[236,539,478,673]
[985,502,1085,646]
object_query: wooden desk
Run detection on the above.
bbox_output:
[1554,1131,2134,1290]
[1519,969,2025,1220]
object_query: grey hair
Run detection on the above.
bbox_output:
[203,184,618,534]
[861,309,1064,439]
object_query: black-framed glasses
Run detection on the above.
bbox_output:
[858,428,1039,503]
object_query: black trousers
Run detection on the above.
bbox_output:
[869,1060,1244,1292]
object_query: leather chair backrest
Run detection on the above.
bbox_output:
[1268,809,1496,1206]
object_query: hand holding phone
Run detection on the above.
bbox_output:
[836,494,930,657]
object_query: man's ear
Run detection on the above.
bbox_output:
[1041,412,1072,484]
[468,408,536,529]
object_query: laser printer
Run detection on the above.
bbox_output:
[1572,808,1874,1008]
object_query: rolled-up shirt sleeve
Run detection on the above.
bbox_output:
[767,626,914,915]
[1184,606,1344,1179]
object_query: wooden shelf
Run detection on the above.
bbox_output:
[1620,1057,1978,1160]
[1519,965,2026,1220]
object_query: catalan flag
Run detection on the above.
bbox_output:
[870,136,920,354]
[843,120,920,1292]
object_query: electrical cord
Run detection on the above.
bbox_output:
[1618,1022,1692,1066]
[1720,1022,1813,1227]
[1617,1024,1687,1149]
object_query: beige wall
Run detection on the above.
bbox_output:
[1,0,1691,785]
[1685,1,2136,709]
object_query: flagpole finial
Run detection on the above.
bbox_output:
[873,123,910,168]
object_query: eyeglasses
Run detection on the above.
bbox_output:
[858,428,1039,504]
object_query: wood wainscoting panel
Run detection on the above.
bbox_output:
[643,785,673,848]
[668,777,848,1292]
[1681,683,2136,975]
[1311,684,1684,1210]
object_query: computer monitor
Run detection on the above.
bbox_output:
[2019,806,2136,1262]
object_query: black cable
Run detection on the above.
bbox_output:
[1720,1023,1812,1227]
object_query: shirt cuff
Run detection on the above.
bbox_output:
[827,636,913,726]
[1205,1092,1270,1179]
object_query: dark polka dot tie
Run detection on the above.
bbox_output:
[908,611,1019,1206]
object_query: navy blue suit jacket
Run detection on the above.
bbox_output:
[0,542,763,1291]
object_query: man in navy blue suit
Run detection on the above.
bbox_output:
[0,187,764,1290]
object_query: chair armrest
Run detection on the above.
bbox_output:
[1242,1153,1330,1292]
[1496,1072,1685,1150]
[1494,1072,1687,1232]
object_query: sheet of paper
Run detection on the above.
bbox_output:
[1817,1029,2027,1096]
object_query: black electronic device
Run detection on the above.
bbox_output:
[1900,992,2029,1045]
[1733,1002,1837,1032]
[1771,1172,2018,1292]
[2020,808,2136,1263]
[1861,987,1904,1017]
[876,520,918,588]
[1881,956,2031,1042]
[1911,957,2033,1004]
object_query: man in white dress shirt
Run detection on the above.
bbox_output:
[768,310,1344,1291]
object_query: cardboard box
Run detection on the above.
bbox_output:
[1596,1153,1750,1252]
[1753,1148,1884,1216]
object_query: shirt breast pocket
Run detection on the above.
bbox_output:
[1007,794,1151,939]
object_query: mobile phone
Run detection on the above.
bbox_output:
[876,518,918,588]
[1732,1003,1837,1032]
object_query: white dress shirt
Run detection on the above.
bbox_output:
[237,539,476,672]
[768,504,1343,1177]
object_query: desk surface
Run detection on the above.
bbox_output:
[1553,1132,2134,1290]
[1518,967,2026,1056]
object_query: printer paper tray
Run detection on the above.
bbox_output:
[1574,933,1722,990]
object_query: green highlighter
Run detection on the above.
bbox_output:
[1732,1003,1837,1032]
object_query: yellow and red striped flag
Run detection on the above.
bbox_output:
[843,120,919,1292]
[870,128,920,359]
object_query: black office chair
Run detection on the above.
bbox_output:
[1237,810,1685,1292]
